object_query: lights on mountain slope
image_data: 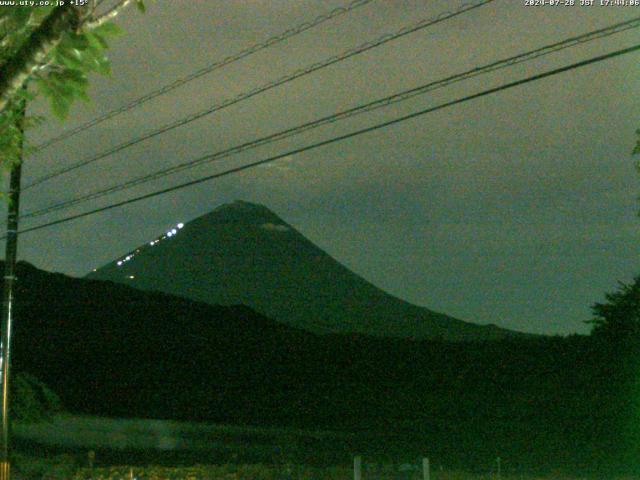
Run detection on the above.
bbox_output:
[115,221,184,268]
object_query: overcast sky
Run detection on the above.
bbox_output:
[6,0,640,335]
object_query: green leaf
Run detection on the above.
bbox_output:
[91,22,124,38]
[85,31,109,50]
[49,73,77,97]
[56,47,85,69]
[65,32,90,50]
[72,45,109,75]
[135,0,146,13]
[28,6,55,26]
[93,55,111,76]
[50,95,70,120]
[11,7,32,31]
[634,129,640,156]
[77,90,91,104]
[34,77,55,100]
[37,77,73,120]
[55,68,89,92]
[58,32,85,53]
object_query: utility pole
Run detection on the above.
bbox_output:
[0,93,26,480]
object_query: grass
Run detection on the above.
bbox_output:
[60,464,637,480]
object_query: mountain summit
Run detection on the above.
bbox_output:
[87,201,515,341]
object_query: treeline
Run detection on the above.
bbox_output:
[5,262,640,475]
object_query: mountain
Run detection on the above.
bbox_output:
[86,200,515,341]
[8,261,508,426]
[6,262,628,472]
[9,261,323,424]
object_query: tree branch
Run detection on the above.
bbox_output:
[0,5,83,114]
[84,0,133,29]
[0,0,137,115]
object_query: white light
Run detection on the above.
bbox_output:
[117,261,123,266]
[171,229,177,234]
[128,275,135,279]
[126,255,132,260]
[149,242,154,246]
[167,231,173,237]
[177,223,184,229]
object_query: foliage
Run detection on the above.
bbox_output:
[9,260,636,475]
[13,452,77,480]
[33,20,124,120]
[0,88,30,172]
[0,7,54,65]
[68,463,635,480]
[0,3,144,170]
[11,371,61,423]
[634,128,640,155]
[587,276,640,469]
[588,276,640,344]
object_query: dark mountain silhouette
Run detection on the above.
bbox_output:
[3,261,636,474]
[86,200,516,341]
[10,261,316,424]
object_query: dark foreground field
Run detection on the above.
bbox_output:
[6,263,640,477]
[10,414,640,480]
[13,457,640,480]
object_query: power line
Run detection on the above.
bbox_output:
[30,0,376,154]
[21,15,640,220]
[11,42,640,239]
[23,0,495,190]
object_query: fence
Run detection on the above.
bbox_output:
[352,456,507,480]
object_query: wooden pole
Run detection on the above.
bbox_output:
[0,91,25,480]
